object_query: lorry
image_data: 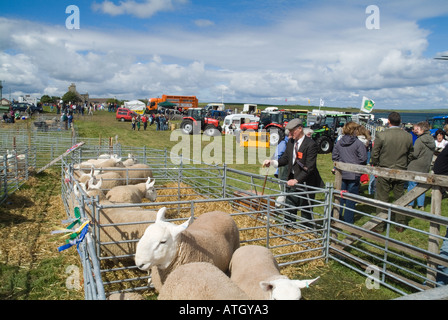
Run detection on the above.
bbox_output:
[147,95,198,113]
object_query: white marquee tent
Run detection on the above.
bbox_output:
[124,100,146,113]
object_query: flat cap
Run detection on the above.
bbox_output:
[285,118,303,130]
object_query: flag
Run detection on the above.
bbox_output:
[320,98,324,107]
[360,97,375,113]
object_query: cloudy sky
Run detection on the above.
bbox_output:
[1,0,448,110]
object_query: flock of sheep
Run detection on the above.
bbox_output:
[68,153,319,300]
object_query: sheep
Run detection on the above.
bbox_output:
[105,177,156,203]
[83,177,107,201]
[134,207,240,292]
[93,167,124,190]
[229,245,319,300]
[121,163,153,185]
[122,153,138,167]
[93,201,160,258]
[157,262,250,300]
[75,155,124,171]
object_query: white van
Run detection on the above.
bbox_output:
[222,114,260,135]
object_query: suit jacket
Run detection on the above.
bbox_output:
[278,136,324,188]
[371,127,413,170]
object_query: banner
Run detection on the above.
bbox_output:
[360,96,375,113]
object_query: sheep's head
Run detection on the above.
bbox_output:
[145,177,157,202]
[259,276,319,300]
[135,207,192,271]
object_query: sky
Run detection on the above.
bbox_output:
[1,0,448,110]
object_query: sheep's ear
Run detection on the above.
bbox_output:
[89,177,102,190]
[172,217,192,238]
[146,177,155,188]
[259,281,274,293]
[294,276,320,289]
[156,207,167,222]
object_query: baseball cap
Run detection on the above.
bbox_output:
[285,118,303,130]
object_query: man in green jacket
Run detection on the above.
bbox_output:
[371,112,413,232]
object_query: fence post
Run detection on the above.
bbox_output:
[427,186,442,286]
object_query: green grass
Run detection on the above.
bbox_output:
[3,108,445,300]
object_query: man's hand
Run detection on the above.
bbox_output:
[287,179,298,187]
[262,160,272,167]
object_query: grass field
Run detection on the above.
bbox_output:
[3,107,445,300]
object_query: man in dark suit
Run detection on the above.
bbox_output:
[263,118,323,223]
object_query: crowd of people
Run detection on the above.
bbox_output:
[130,114,170,131]
[265,111,448,229]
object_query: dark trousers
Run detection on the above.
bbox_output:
[375,176,407,230]
[284,185,315,223]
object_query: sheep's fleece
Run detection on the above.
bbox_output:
[157,262,249,300]
[135,207,240,291]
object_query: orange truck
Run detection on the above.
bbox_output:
[147,95,198,113]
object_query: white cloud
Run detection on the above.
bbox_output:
[194,19,214,27]
[92,0,188,18]
[1,1,448,109]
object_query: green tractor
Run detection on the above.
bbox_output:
[307,112,352,154]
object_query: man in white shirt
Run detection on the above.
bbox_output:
[263,119,323,223]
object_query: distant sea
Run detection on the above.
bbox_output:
[372,111,447,124]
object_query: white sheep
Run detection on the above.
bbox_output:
[157,262,250,300]
[135,207,240,292]
[105,177,156,203]
[76,155,123,170]
[94,201,159,258]
[93,168,124,190]
[229,245,319,300]
[121,163,153,185]
[122,153,138,167]
[83,177,107,200]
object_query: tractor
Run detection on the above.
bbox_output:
[180,108,222,136]
[239,111,287,145]
[307,112,352,154]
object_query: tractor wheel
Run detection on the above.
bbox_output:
[204,124,221,136]
[267,128,285,146]
[181,120,194,135]
[316,136,333,154]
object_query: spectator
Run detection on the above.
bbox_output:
[434,129,448,152]
[67,112,73,128]
[332,122,367,224]
[273,130,290,207]
[433,146,448,285]
[137,116,141,131]
[406,121,435,210]
[131,115,136,130]
[155,115,160,131]
[371,112,413,232]
[263,119,324,224]
[142,114,148,131]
